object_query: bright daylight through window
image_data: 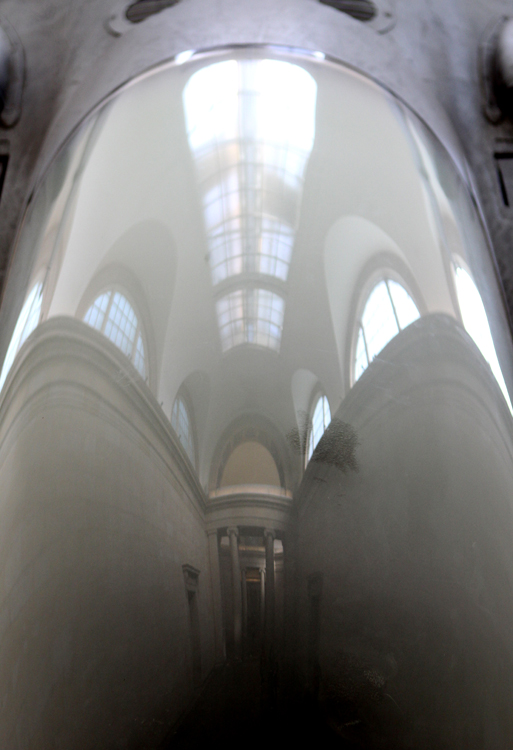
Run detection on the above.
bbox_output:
[0,282,43,392]
[216,288,284,352]
[171,396,195,465]
[354,278,420,381]
[307,394,331,462]
[83,291,146,379]
[455,266,513,413]
[184,57,317,353]
[183,58,316,285]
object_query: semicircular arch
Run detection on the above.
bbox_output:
[208,414,293,493]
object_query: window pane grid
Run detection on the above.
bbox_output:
[216,288,284,352]
[307,395,331,461]
[104,292,137,357]
[388,279,421,329]
[354,279,420,381]
[83,290,147,379]
[84,291,111,331]
[208,216,294,284]
[184,59,317,284]
[171,396,195,465]
[354,327,369,381]
[362,281,399,362]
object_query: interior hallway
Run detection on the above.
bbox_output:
[160,657,358,750]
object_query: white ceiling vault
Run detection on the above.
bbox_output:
[7,46,511,493]
[1,0,513,366]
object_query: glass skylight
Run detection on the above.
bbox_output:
[83,290,146,379]
[171,395,195,465]
[216,287,285,352]
[184,58,317,285]
[307,394,331,461]
[0,282,43,393]
[455,267,513,413]
[355,279,420,381]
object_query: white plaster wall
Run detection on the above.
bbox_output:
[294,314,513,749]
[0,319,215,750]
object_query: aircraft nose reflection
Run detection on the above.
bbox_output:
[0,47,513,749]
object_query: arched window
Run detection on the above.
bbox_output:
[83,290,146,379]
[455,266,512,413]
[354,278,420,381]
[171,395,195,466]
[0,282,43,393]
[216,287,285,352]
[307,394,331,462]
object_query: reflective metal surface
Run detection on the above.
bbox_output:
[1,47,513,749]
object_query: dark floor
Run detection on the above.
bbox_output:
[160,658,359,750]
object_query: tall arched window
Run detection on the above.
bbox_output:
[0,282,43,393]
[354,278,420,381]
[307,394,331,462]
[455,266,512,413]
[171,395,195,466]
[83,290,146,379]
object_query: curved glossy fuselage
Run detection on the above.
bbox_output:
[1,41,513,750]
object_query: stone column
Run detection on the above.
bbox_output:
[264,528,276,652]
[227,526,242,658]
[259,567,266,637]
[207,529,225,663]
[262,529,278,708]
[282,532,296,688]
[241,567,248,654]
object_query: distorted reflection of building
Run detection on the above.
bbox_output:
[306,393,331,462]
[354,277,420,381]
[295,313,513,749]
[84,289,147,379]
[183,59,316,286]
[0,281,42,390]
[184,59,316,357]
[215,287,285,352]
[171,392,196,466]
[0,48,513,750]
[454,265,513,412]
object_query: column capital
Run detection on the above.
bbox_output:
[227,526,239,537]
[206,528,219,537]
[263,528,275,540]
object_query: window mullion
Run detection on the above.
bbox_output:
[102,291,114,334]
[132,322,141,364]
[386,279,401,332]
[361,324,370,366]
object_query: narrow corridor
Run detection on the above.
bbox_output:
[160,658,357,750]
